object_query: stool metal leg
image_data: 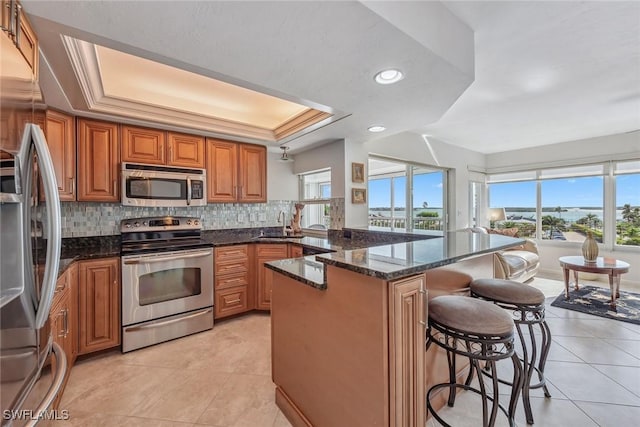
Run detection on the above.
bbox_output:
[447,345,457,407]
[516,322,536,424]
[487,360,500,427]
[508,352,524,427]
[537,320,552,398]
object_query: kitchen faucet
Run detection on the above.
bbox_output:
[277,211,286,235]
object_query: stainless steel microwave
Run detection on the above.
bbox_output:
[121,163,207,207]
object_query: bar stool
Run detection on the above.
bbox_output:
[426,295,523,427]
[470,278,552,425]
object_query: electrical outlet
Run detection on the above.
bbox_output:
[258,213,266,222]
[249,213,257,222]
[237,214,245,222]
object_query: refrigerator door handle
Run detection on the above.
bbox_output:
[30,124,62,329]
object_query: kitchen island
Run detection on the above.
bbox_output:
[265,231,524,427]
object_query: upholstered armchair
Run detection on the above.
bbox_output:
[468,227,540,282]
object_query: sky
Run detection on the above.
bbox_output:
[368,172,443,208]
[489,175,640,208]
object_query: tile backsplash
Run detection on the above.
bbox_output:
[57,198,345,237]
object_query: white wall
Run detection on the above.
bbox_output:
[343,138,369,228]
[486,130,640,171]
[267,151,298,201]
[364,131,486,230]
[293,139,346,197]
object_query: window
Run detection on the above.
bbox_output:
[487,160,640,249]
[488,181,537,238]
[368,157,447,232]
[299,169,331,230]
[541,175,603,242]
[615,160,640,247]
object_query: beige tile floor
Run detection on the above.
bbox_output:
[48,276,639,427]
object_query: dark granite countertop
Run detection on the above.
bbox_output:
[53,229,523,289]
[265,232,525,287]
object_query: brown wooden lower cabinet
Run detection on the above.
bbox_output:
[78,257,121,354]
[271,264,430,427]
[49,263,78,409]
[214,245,251,319]
[256,244,288,310]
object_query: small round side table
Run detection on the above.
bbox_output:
[558,256,630,308]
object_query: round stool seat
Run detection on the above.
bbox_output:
[470,278,552,425]
[471,278,545,306]
[429,295,514,338]
[426,295,523,427]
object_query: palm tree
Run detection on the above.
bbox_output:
[622,204,633,222]
[542,215,566,238]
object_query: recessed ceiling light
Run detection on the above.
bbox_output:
[374,69,404,85]
[368,125,386,133]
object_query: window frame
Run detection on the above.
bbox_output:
[368,156,449,233]
[298,168,331,235]
[485,159,640,252]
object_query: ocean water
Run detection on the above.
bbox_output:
[369,208,626,223]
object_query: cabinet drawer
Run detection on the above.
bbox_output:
[215,259,249,276]
[215,271,249,290]
[215,245,249,262]
[215,286,249,319]
[256,244,288,258]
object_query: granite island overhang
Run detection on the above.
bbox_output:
[265,231,525,427]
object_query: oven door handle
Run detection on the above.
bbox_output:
[123,249,212,264]
[124,307,213,332]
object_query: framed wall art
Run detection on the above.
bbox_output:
[352,188,367,204]
[352,162,365,183]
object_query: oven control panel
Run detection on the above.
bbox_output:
[120,216,201,233]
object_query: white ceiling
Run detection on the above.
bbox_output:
[23,1,640,155]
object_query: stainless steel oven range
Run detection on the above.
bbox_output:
[120,216,213,352]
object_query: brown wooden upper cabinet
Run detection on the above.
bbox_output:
[122,125,205,168]
[207,138,266,203]
[1,0,38,77]
[77,118,120,202]
[44,110,76,201]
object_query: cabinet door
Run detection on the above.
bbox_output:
[168,132,205,168]
[78,258,120,354]
[12,3,38,76]
[121,125,165,165]
[238,143,266,202]
[77,119,119,202]
[256,244,288,310]
[207,138,238,202]
[1,0,10,33]
[45,110,76,201]
[388,275,427,427]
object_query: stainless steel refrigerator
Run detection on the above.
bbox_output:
[1,16,66,427]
